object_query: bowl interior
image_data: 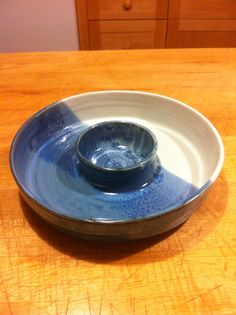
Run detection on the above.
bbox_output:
[76,121,157,170]
[10,91,224,223]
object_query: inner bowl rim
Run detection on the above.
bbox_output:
[75,120,158,172]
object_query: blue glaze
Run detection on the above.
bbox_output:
[77,122,156,169]
[76,121,159,190]
[12,108,199,221]
[12,102,82,187]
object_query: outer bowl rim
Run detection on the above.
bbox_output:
[9,90,225,225]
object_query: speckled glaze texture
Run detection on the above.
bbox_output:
[10,91,224,240]
[76,121,159,190]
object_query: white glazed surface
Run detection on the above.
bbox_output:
[63,91,224,190]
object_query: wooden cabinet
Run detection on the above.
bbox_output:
[89,20,167,50]
[76,0,168,50]
[168,0,236,19]
[76,0,236,50]
[167,0,236,48]
[166,19,236,48]
[86,0,168,20]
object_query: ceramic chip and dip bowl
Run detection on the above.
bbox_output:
[10,91,224,240]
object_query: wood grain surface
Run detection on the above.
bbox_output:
[0,49,235,315]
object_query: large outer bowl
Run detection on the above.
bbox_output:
[10,91,224,240]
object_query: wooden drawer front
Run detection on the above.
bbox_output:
[169,0,236,19]
[89,20,166,50]
[166,19,236,48]
[87,0,168,20]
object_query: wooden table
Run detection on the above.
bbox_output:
[0,49,235,315]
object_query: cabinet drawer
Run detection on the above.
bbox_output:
[89,20,167,50]
[87,0,168,20]
[169,0,236,19]
[166,19,236,48]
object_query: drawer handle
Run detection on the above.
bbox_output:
[123,0,132,11]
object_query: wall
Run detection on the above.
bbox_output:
[0,0,79,52]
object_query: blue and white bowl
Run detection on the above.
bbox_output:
[76,121,159,191]
[10,91,224,240]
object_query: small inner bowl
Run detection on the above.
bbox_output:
[77,121,157,170]
[76,121,159,190]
